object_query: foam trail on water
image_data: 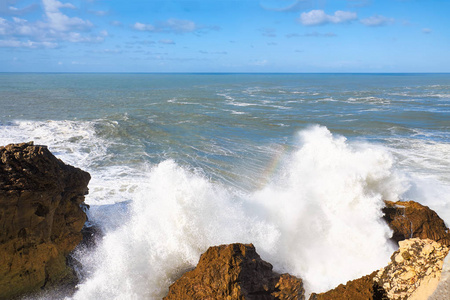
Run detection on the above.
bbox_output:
[72,125,407,298]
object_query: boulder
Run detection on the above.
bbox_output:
[309,271,386,300]
[383,200,450,246]
[164,243,305,300]
[374,238,449,300]
[0,142,90,299]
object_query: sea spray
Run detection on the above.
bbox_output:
[248,125,406,293]
[71,126,408,298]
[2,120,449,298]
[71,160,280,299]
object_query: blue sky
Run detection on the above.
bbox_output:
[0,0,448,72]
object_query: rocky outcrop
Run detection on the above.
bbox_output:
[309,271,385,300]
[164,243,305,300]
[374,238,449,300]
[310,239,449,300]
[383,200,450,246]
[0,142,90,299]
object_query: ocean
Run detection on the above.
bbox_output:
[1,73,449,299]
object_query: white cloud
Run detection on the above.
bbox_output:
[134,22,155,31]
[88,10,108,16]
[422,28,432,34]
[0,1,38,15]
[41,0,93,31]
[133,18,199,34]
[299,10,357,26]
[164,18,196,33]
[360,15,394,26]
[286,32,336,38]
[0,0,105,48]
[159,39,175,45]
[0,39,58,48]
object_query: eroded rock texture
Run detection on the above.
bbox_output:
[164,243,305,300]
[383,200,450,246]
[309,271,386,300]
[374,238,449,300]
[0,142,90,299]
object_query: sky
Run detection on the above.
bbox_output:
[0,0,449,72]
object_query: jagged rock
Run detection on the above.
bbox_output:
[0,142,90,299]
[309,271,388,300]
[383,200,450,246]
[374,238,449,300]
[164,243,305,300]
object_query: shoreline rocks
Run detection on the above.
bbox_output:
[164,243,305,300]
[2,141,449,300]
[383,200,450,247]
[375,238,449,300]
[0,142,90,299]
[166,200,450,300]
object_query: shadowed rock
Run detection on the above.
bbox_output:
[164,243,305,300]
[0,142,90,299]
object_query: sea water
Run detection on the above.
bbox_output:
[0,73,449,298]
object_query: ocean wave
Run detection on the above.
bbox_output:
[71,126,408,298]
[2,121,449,298]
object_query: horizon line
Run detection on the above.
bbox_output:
[1,72,449,75]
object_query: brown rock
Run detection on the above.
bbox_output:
[383,201,450,246]
[0,142,90,299]
[164,243,305,300]
[309,271,388,300]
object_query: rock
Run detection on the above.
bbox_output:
[309,271,388,300]
[309,201,450,300]
[164,243,305,300]
[374,238,449,300]
[383,200,450,247]
[0,142,90,299]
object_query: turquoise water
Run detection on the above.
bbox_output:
[1,73,449,298]
[1,73,449,184]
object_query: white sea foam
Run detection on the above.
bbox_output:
[0,120,141,205]
[347,96,390,104]
[387,138,450,223]
[0,120,104,168]
[248,126,405,292]
[2,121,449,298]
[71,125,411,298]
[72,160,279,299]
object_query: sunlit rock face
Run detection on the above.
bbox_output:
[0,142,90,299]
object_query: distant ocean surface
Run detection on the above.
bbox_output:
[1,73,449,299]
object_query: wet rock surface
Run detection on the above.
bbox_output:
[0,142,90,299]
[383,200,450,246]
[164,243,305,300]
